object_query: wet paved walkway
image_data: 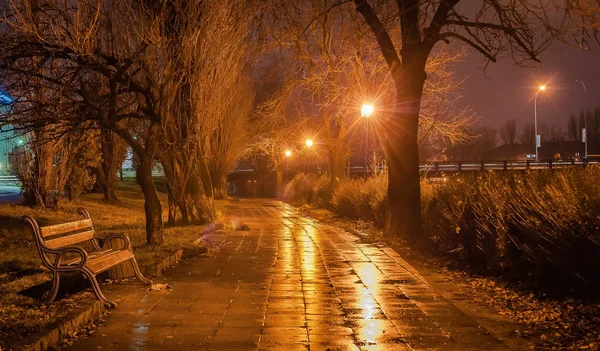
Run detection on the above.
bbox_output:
[69,200,510,351]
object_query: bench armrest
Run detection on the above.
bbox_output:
[53,246,88,270]
[95,234,132,251]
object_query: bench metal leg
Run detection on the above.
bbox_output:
[81,268,117,309]
[130,257,153,286]
[43,271,60,304]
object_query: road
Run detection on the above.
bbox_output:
[0,182,23,204]
[67,200,511,351]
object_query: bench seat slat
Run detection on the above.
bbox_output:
[45,230,95,249]
[63,249,134,274]
[87,250,134,274]
[63,248,117,265]
[40,219,93,237]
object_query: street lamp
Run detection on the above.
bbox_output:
[305,139,313,174]
[284,150,292,180]
[361,104,374,118]
[576,79,588,159]
[361,104,375,175]
[534,85,546,161]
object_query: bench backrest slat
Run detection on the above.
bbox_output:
[44,230,96,249]
[39,219,93,238]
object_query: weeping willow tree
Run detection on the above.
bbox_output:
[154,0,255,221]
[206,74,254,200]
[0,0,257,242]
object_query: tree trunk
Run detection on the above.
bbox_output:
[330,141,348,188]
[102,172,118,203]
[213,175,227,200]
[385,53,427,243]
[165,181,177,225]
[275,167,284,198]
[160,157,177,225]
[179,203,189,224]
[187,172,215,224]
[99,130,122,203]
[136,159,164,245]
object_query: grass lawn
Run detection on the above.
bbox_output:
[0,182,223,348]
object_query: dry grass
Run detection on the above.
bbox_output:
[0,183,224,348]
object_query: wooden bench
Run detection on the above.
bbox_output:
[23,208,152,308]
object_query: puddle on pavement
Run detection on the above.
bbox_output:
[381,279,410,285]
[396,292,411,300]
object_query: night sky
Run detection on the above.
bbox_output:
[452,42,600,131]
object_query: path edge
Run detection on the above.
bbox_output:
[382,245,536,350]
[13,222,222,351]
[14,299,103,351]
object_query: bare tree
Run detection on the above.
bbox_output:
[249,119,308,197]
[207,75,254,200]
[519,123,535,145]
[500,119,517,145]
[347,0,598,242]
[154,0,255,221]
[0,0,169,243]
[590,107,600,142]
[0,0,256,243]
[446,126,496,160]
[540,124,566,143]
[262,0,473,193]
[98,129,127,203]
[10,126,98,207]
[566,110,589,142]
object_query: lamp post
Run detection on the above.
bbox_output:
[305,139,313,174]
[534,85,546,161]
[285,150,291,180]
[361,104,374,175]
[4,139,7,176]
[2,127,7,176]
[575,79,588,159]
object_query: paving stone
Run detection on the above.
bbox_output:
[67,200,511,351]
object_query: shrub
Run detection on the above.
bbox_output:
[283,173,329,206]
[331,175,387,225]
[367,176,387,227]
[423,168,600,293]
[312,175,333,208]
[331,179,363,219]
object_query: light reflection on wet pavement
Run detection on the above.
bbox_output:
[68,200,510,351]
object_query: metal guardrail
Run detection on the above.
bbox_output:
[229,159,600,175]
[0,175,19,182]
[419,159,599,173]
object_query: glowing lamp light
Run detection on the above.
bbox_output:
[305,139,313,147]
[539,85,546,91]
[285,150,292,157]
[361,104,374,118]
